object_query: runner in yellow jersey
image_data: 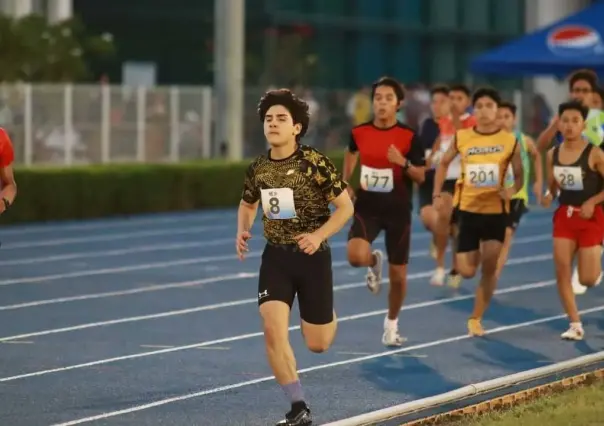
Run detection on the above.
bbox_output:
[433,88,524,337]
[495,101,543,278]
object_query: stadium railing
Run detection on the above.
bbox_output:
[323,350,604,426]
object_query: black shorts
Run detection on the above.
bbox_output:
[418,176,455,212]
[348,210,411,265]
[442,179,457,195]
[507,199,528,230]
[450,206,460,226]
[418,172,435,211]
[457,210,508,253]
[258,242,333,325]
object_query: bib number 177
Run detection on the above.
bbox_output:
[360,165,394,193]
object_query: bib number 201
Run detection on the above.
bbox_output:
[465,164,499,187]
[553,166,583,191]
[260,188,297,220]
[360,165,394,193]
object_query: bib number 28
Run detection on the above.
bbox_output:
[554,166,583,191]
[260,188,297,220]
[360,165,394,193]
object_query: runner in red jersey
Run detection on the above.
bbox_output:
[343,76,426,347]
[0,128,16,215]
[542,100,604,341]
[429,84,476,288]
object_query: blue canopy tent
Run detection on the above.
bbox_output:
[470,2,604,76]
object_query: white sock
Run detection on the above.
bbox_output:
[384,317,398,330]
[570,321,583,330]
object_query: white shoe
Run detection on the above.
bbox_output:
[430,267,445,286]
[366,249,383,295]
[382,318,407,347]
[571,267,587,295]
[561,323,584,341]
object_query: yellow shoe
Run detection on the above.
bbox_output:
[467,318,485,337]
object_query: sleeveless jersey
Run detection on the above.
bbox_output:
[456,128,518,214]
[504,131,531,202]
[437,114,476,180]
[553,143,603,207]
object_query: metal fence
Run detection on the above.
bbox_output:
[1,84,213,166]
[0,84,545,167]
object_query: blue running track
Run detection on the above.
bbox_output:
[0,207,602,425]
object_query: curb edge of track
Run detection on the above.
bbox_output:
[398,367,604,425]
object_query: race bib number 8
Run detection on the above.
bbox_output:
[260,188,297,220]
[465,163,499,188]
[360,165,394,193]
[553,166,583,191]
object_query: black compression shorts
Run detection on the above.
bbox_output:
[457,210,507,253]
[257,242,334,325]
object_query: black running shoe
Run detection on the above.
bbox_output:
[275,401,312,426]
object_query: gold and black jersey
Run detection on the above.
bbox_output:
[241,144,347,245]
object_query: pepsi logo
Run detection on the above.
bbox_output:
[547,25,604,56]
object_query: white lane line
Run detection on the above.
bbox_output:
[2,224,229,250]
[140,345,173,349]
[0,240,232,266]
[0,276,556,383]
[0,232,550,287]
[0,224,552,266]
[0,233,551,310]
[0,273,257,311]
[50,305,604,426]
[1,207,552,237]
[0,212,237,236]
[0,253,552,341]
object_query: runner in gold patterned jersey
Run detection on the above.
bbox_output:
[236,89,353,426]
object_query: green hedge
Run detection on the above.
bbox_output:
[4,152,351,224]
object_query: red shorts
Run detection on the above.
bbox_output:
[553,204,604,247]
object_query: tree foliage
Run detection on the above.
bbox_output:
[0,14,115,83]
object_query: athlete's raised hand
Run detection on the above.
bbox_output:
[236,230,252,261]
[294,232,322,255]
[387,145,406,166]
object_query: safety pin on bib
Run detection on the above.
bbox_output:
[567,206,574,218]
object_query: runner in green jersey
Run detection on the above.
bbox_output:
[497,101,543,279]
[537,70,602,151]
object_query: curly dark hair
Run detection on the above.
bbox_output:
[257,89,310,141]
